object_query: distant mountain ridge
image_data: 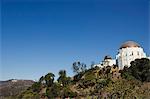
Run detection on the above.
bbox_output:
[0,79,34,84]
[0,79,34,98]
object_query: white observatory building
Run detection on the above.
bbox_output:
[101,55,116,67]
[116,41,147,69]
[94,40,149,70]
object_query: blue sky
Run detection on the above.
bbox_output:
[1,0,149,81]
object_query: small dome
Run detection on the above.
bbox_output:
[120,41,140,49]
[104,55,112,60]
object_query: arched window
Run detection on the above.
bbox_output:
[132,52,133,55]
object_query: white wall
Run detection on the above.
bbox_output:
[102,59,116,67]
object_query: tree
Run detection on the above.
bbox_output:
[58,70,66,86]
[121,65,135,80]
[127,58,150,82]
[44,72,55,87]
[57,70,72,86]
[59,70,66,77]
[39,76,45,84]
[72,61,87,74]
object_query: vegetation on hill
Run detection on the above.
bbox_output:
[17,58,150,98]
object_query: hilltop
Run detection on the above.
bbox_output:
[18,58,150,99]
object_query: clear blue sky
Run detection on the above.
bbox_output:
[1,0,149,81]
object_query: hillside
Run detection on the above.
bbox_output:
[18,58,150,99]
[0,79,34,99]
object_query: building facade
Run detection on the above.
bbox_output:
[94,55,116,68]
[101,55,116,67]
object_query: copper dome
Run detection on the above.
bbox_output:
[120,41,140,49]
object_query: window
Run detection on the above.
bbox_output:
[137,51,139,55]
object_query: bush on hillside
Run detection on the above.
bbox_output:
[130,58,150,82]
